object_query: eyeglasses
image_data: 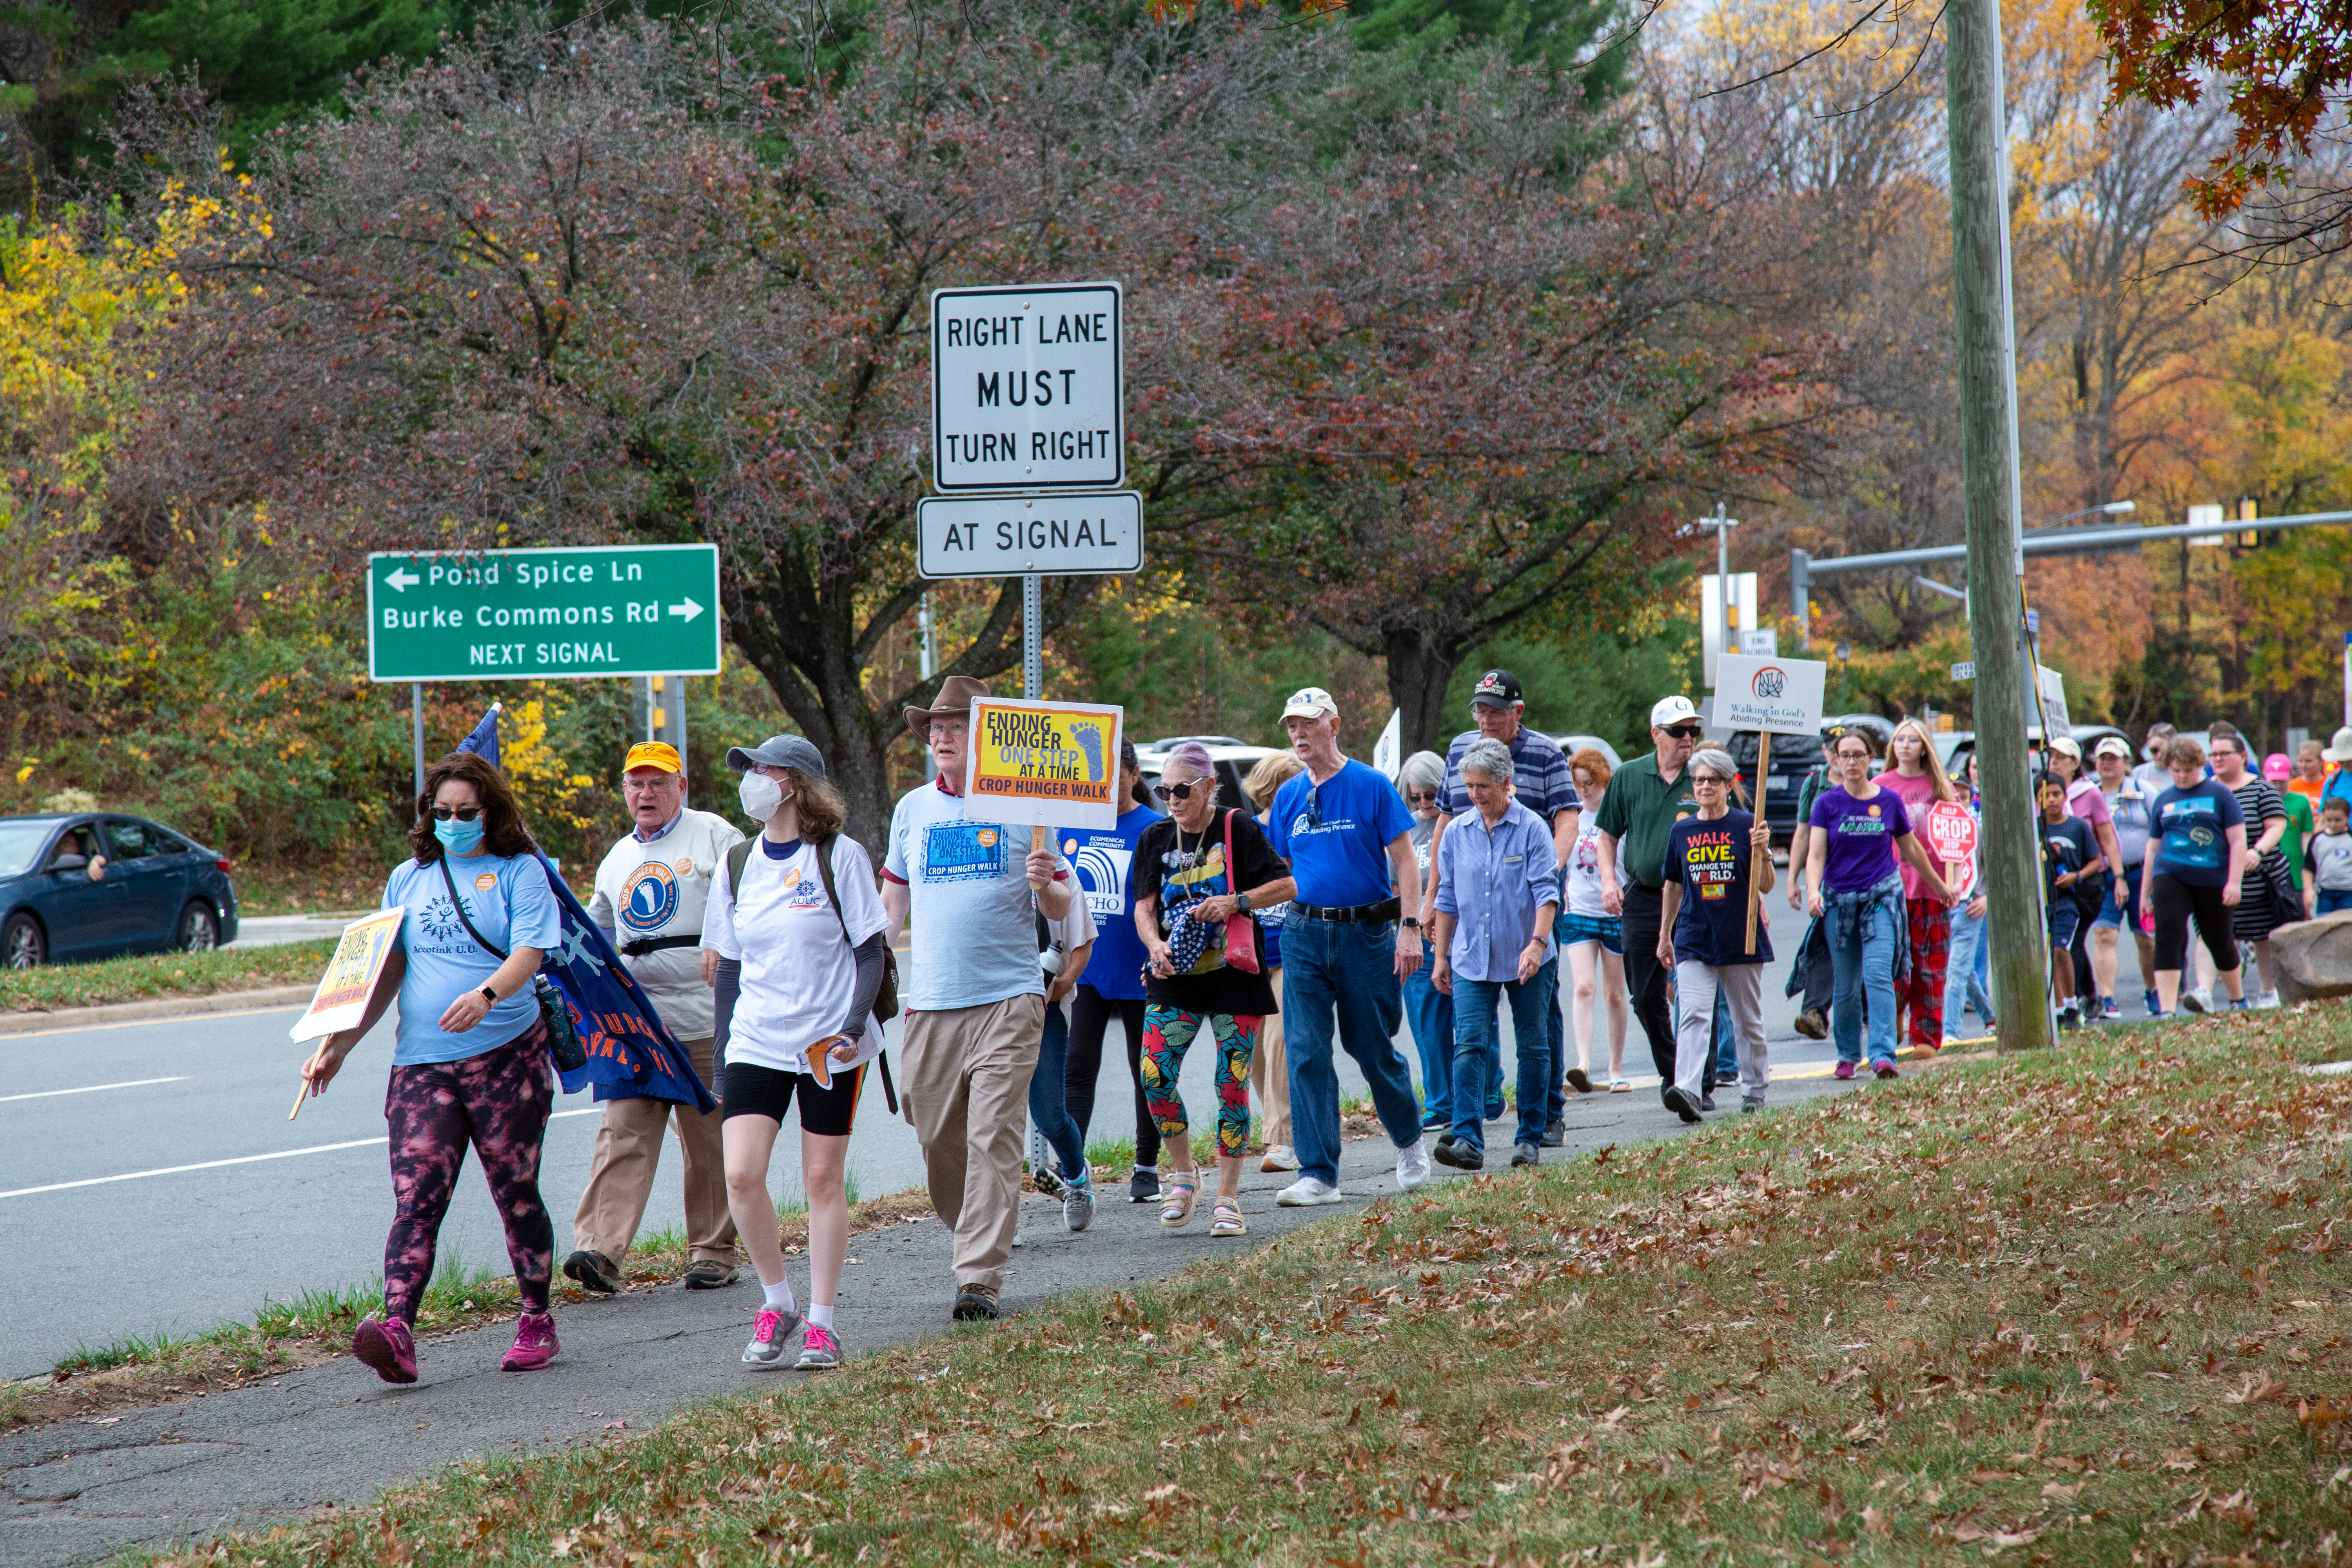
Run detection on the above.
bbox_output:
[1691,774,1730,787]
[1158,780,1207,802]
[430,805,483,822]
[1659,724,1704,741]
[1406,789,1439,805]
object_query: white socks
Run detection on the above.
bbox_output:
[762,1277,798,1314]
[808,1303,835,1331]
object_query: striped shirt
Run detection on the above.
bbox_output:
[1438,727,1579,822]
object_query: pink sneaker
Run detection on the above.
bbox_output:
[795,1323,843,1370]
[1832,1061,1856,1081]
[1873,1063,1899,1080]
[501,1310,559,1372]
[352,1316,418,1384]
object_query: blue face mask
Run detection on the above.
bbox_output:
[434,814,487,856]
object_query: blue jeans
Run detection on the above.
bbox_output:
[1282,919,1425,1187]
[1027,1004,1088,1185]
[1713,983,1737,1080]
[1450,960,1556,1152]
[1942,903,1997,1040]
[1826,888,1902,1067]
[2321,888,2352,915]
[1402,946,1454,1128]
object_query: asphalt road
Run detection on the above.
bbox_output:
[2,1058,1871,1568]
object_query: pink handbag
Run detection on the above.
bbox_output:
[1222,810,1261,974]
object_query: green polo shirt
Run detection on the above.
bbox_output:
[1595,752,1701,891]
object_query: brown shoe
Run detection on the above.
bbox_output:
[1794,1008,1829,1040]
[682,1259,740,1290]
[562,1249,622,1295]
[952,1282,1001,1321]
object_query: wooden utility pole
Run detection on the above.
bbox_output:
[1944,0,2054,1051]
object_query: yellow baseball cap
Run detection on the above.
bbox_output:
[624,742,683,774]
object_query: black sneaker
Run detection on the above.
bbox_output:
[1032,1164,1064,1198]
[952,1283,1000,1322]
[1663,1086,1703,1125]
[1540,1116,1566,1149]
[1128,1167,1160,1204]
[1794,1008,1828,1040]
[1431,1139,1483,1171]
[1509,1142,1539,1169]
[1565,1068,1593,1095]
[563,1249,622,1296]
[1699,1088,1717,1112]
[1434,1131,1457,1152]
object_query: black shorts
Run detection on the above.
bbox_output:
[719,1059,866,1137]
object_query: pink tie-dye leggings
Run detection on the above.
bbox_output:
[380,1026,554,1323]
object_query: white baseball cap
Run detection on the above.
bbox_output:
[2094,735,2131,759]
[1649,695,1699,728]
[1281,686,1340,721]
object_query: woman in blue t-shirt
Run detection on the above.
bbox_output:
[2138,735,2249,1016]
[1799,728,1955,1078]
[1061,744,1167,1204]
[298,751,564,1385]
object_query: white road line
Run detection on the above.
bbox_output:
[0,1105,605,1200]
[0,1076,190,1104]
[0,1002,308,1043]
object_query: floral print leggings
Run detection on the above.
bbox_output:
[381,1027,554,1324]
[1140,1005,1262,1161]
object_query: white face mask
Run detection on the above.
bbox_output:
[739,772,787,822]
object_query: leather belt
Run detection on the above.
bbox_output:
[1292,899,1401,924]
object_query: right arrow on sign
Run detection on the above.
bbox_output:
[668,597,704,623]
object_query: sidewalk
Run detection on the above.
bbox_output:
[0,1069,1860,1567]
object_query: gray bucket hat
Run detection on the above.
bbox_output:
[726,734,826,780]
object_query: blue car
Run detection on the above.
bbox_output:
[0,813,242,968]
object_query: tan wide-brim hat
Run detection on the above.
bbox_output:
[905,675,993,738]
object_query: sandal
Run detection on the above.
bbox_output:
[1159,1179,1197,1230]
[1210,1201,1246,1237]
[1608,1078,1631,1094]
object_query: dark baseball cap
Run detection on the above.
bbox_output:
[1470,669,1523,708]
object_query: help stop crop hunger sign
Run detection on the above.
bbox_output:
[1922,799,1978,895]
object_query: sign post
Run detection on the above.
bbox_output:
[1713,653,1830,953]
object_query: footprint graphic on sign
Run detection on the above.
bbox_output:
[1074,725,1103,780]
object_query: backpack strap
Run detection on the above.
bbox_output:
[725,839,755,912]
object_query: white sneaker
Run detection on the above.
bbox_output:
[1259,1144,1299,1173]
[1395,1138,1430,1191]
[2180,987,2210,1015]
[1276,1176,1345,1207]
[2255,989,2281,1010]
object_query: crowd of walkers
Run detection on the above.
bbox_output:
[292,672,2352,1383]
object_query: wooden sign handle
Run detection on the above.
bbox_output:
[1744,732,1771,955]
[289,1042,327,1121]
[1028,824,1050,892]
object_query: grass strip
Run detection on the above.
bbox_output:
[131,1004,2352,1567]
[0,937,337,1014]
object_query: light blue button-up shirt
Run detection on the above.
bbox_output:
[1432,797,1561,982]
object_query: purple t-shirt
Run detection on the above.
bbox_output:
[1809,786,1913,893]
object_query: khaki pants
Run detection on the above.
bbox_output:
[570,1035,740,1270]
[1250,966,1291,1146]
[899,994,1044,1292]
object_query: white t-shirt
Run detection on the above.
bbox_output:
[704,835,889,1074]
[884,779,1067,1011]
[1564,812,1621,918]
[587,807,744,1040]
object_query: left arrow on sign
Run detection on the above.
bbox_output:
[668,597,704,623]
[384,568,420,592]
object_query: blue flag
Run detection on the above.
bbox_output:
[530,851,715,1112]
[457,703,502,771]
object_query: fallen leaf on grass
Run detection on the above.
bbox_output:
[2041,1482,2079,1502]
[1971,1468,2016,1483]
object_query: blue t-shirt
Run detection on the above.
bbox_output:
[1807,786,1912,893]
[2153,779,2244,888]
[1061,803,1163,1002]
[1267,760,1416,909]
[381,853,563,1066]
[1663,810,1772,968]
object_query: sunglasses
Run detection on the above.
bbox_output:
[1406,788,1440,805]
[1158,780,1207,802]
[430,805,483,822]
[1659,724,1704,741]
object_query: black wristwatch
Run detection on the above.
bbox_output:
[479,985,499,1007]
[1401,916,1421,930]
[1236,892,1252,914]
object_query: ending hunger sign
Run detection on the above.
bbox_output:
[963,697,1126,831]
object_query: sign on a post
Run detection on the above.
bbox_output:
[917,492,1143,579]
[290,910,405,1044]
[366,545,721,682]
[962,697,1127,831]
[1712,654,1828,735]
[931,282,1123,493]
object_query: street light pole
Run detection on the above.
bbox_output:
[1944,0,2054,1052]
[1689,503,1740,679]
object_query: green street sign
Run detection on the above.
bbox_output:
[366,545,722,682]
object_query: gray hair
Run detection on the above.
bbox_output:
[1688,746,1739,782]
[1163,741,1216,780]
[1399,749,1446,793]
[1460,738,1516,787]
